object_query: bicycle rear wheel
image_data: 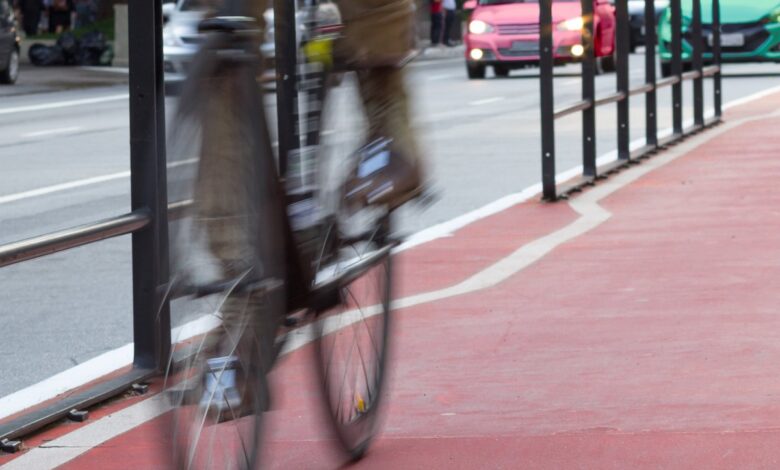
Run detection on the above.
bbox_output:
[165,30,286,469]
[313,212,393,460]
[296,36,394,458]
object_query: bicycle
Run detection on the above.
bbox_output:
[161,1,400,467]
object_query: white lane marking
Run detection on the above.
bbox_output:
[1,80,778,444]
[0,94,129,116]
[0,313,218,422]
[0,394,172,470]
[6,105,765,470]
[469,97,504,106]
[0,159,196,206]
[79,66,130,74]
[21,126,83,138]
[428,73,459,81]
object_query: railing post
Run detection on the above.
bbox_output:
[670,0,683,135]
[615,0,630,160]
[712,0,722,118]
[540,0,556,200]
[274,0,299,177]
[128,0,170,370]
[581,0,596,177]
[692,0,704,126]
[644,0,658,147]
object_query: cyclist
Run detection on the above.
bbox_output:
[258,0,426,208]
[188,0,427,418]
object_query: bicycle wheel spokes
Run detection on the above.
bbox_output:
[313,216,393,460]
[169,326,263,470]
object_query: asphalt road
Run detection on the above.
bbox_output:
[1,57,779,398]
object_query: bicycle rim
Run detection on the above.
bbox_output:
[312,213,393,460]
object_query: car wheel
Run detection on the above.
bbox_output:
[0,49,20,85]
[493,65,509,78]
[660,62,672,78]
[467,63,486,79]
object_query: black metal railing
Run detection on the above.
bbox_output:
[539,0,722,200]
[0,0,168,445]
[0,0,302,448]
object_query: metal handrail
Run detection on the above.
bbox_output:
[0,210,151,268]
[553,99,592,119]
[656,75,681,89]
[593,91,626,107]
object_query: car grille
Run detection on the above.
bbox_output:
[685,22,769,54]
[496,23,539,35]
[498,40,539,57]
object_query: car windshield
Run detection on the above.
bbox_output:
[478,0,578,5]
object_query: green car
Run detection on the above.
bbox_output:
[658,0,780,76]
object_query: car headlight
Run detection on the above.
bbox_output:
[768,6,780,23]
[557,16,584,32]
[469,20,493,35]
[163,26,182,47]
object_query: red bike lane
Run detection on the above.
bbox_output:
[4,94,780,469]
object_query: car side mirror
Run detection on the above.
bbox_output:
[463,0,477,10]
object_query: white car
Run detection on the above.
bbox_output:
[162,0,341,79]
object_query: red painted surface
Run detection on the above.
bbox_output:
[17,101,780,469]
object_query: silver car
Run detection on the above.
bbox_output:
[162,0,341,79]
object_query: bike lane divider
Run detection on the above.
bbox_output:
[6,93,780,468]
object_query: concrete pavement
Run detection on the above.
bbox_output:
[2,82,780,469]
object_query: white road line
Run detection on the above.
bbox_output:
[6,104,765,470]
[428,73,459,81]
[0,394,172,470]
[469,96,504,106]
[21,126,83,138]
[0,94,129,116]
[78,66,130,74]
[0,159,196,206]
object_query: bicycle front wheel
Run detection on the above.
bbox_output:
[165,31,286,469]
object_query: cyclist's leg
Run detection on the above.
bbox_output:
[337,0,427,207]
[192,15,279,405]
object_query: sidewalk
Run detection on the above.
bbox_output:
[2,91,780,468]
[0,65,127,98]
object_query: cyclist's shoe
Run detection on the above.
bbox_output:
[344,138,425,210]
[200,355,268,423]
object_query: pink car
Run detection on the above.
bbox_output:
[463,0,617,79]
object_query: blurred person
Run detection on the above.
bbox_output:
[247,0,426,208]
[47,0,72,33]
[74,0,94,28]
[429,0,443,46]
[191,0,426,405]
[18,0,43,36]
[442,0,456,47]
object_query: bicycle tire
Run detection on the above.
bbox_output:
[302,67,395,459]
[312,211,393,460]
[164,29,287,470]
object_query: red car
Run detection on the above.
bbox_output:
[463,0,617,79]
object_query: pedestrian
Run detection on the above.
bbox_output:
[18,0,43,36]
[47,0,72,34]
[74,0,95,29]
[442,0,456,47]
[430,0,443,47]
